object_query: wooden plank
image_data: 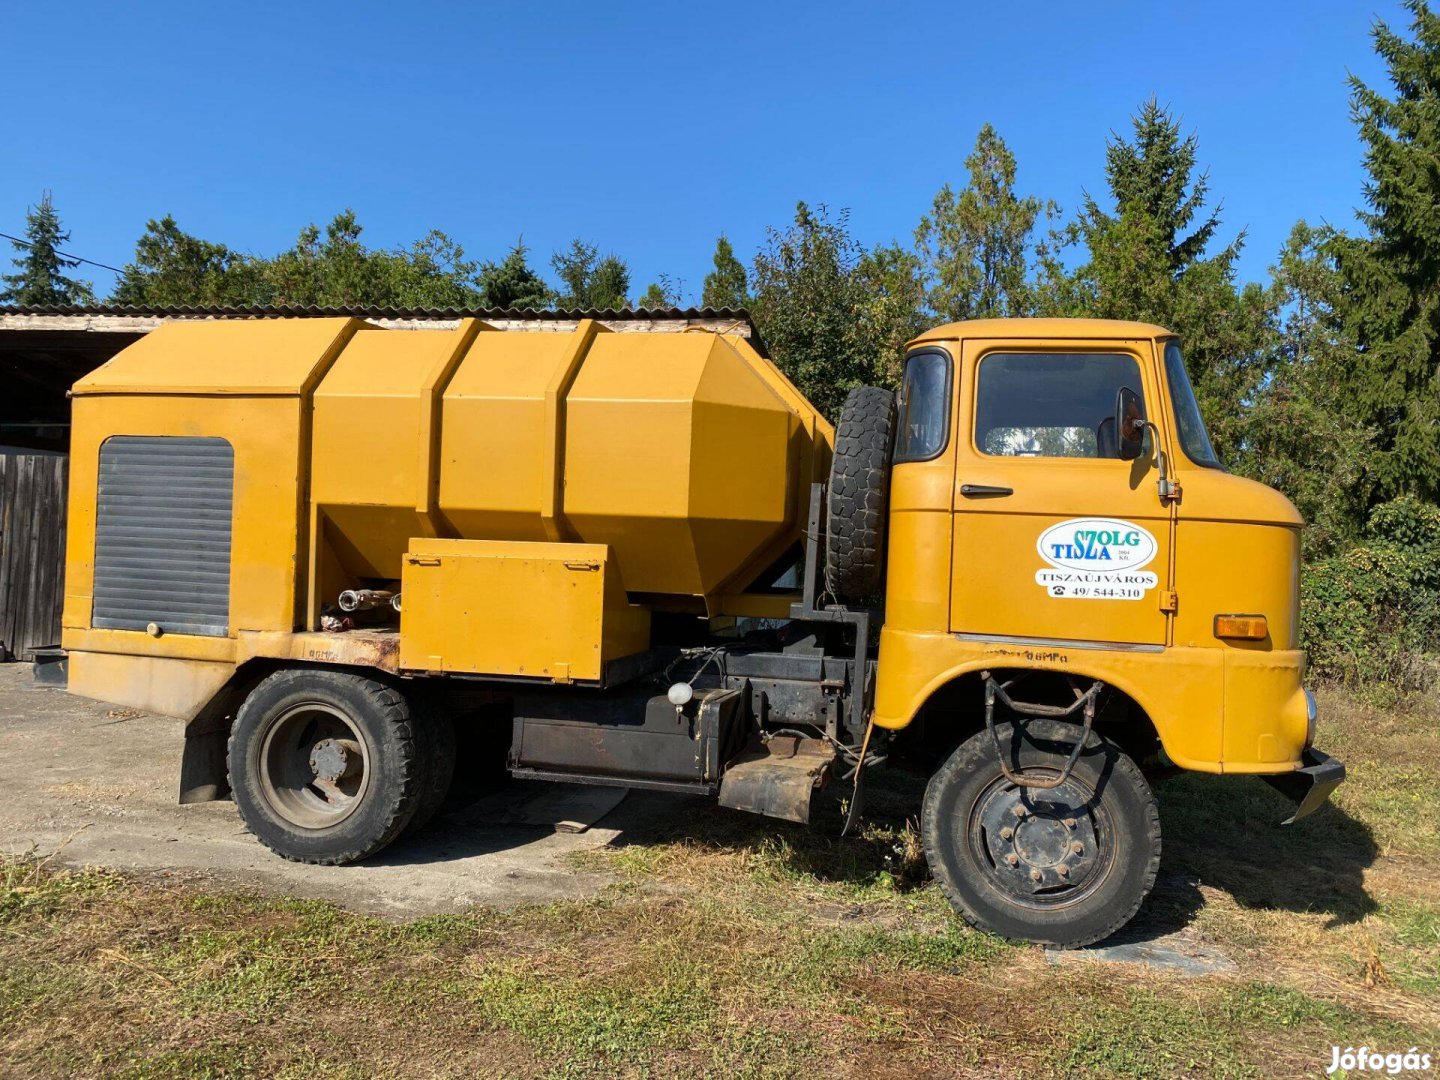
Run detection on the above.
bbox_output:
[0,451,68,660]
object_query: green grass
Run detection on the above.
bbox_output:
[1,688,1437,1078]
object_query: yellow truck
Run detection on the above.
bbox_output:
[59,314,1343,946]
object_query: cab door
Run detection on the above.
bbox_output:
[948,337,1173,647]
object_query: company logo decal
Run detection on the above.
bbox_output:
[1035,518,1159,601]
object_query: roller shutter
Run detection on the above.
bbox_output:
[92,436,234,637]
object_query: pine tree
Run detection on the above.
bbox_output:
[1240,223,1376,551]
[1328,0,1440,503]
[551,240,631,309]
[701,235,749,309]
[476,241,553,309]
[915,124,1053,320]
[1,192,94,306]
[1066,100,1268,459]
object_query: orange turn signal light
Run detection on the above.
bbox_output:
[1214,614,1268,641]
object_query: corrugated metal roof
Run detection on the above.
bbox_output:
[0,303,766,355]
[0,302,754,325]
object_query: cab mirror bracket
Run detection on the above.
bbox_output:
[1114,386,1180,503]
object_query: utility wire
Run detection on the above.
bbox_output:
[0,231,123,274]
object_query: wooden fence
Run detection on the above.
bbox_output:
[0,452,68,660]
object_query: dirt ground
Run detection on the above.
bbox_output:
[0,661,686,915]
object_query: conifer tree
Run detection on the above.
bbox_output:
[1,192,94,305]
[701,235,749,309]
[1329,0,1440,503]
[551,240,630,309]
[476,241,554,309]
[915,124,1052,320]
[1067,100,1267,459]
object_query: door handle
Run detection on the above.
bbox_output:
[960,484,1014,498]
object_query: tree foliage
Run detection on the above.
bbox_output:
[115,211,486,309]
[112,216,264,306]
[551,240,630,310]
[1060,100,1268,460]
[1,193,94,306]
[750,203,906,417]
[1327,0,1440,506]
[701,235,749,309]
[1237,223,1376,553]
[637,274,682,310]
[476,241,553,310]
[915,124,1053,321]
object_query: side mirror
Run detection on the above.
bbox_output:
[1114,386,1145,461]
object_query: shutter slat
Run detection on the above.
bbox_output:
[92,436,233,637]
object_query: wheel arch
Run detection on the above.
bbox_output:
[890,659,1172,778]
[179,658,410,804]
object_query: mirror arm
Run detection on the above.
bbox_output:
[1140,421,1180,503]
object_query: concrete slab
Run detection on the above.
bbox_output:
[1045,926,1237,976]
[0,662,689,918]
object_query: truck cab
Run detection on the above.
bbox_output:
[828,319,1342,945]
[876,319,1316,774]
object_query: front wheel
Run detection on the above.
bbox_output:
[921,719,1160,948]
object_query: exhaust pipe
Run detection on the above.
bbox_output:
[337,589,395,613]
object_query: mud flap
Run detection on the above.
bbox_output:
[718,735,834,824]
[1261,748,1346,825]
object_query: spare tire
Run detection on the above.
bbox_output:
[825,385,897,600]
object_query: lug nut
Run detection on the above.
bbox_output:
[1056,865,1070,879]
[1071,842,1084,856]
[1005,853,1019,866]
[1063,817,1077,829]
[1029,868,1043,883]
[1012,804,1028,819]
[1000,827,1014,840]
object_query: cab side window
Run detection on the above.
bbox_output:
[975,352,1144,459]
[894,349,951,463]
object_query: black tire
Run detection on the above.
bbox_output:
[400,703,456,840]
[921,719,1160,948]
[826,385,897,600]
[227,669,422,865]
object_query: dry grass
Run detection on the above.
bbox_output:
[2,688,1437,1078]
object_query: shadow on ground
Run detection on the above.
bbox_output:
[1141,772,1379,932]
[592,764,1380,945]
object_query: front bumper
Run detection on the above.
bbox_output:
[1261,747,1346,824]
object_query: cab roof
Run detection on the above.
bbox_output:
[910,317,1174,346]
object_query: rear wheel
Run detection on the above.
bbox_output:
[228,669,422,864]
[400,702,456,840]
[921,719,1160,947]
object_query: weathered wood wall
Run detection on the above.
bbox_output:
[0,452,68,660]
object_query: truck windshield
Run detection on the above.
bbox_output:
[1162,341,1220,468]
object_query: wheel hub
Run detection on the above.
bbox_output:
[979,782,1099,894]
[309,738,361,783]
[257,702,369,829]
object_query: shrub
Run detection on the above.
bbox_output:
[1300,497,1440,696]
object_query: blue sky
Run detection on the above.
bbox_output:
[1,1,1408,303]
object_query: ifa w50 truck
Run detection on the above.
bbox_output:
[59,314,1344,947]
